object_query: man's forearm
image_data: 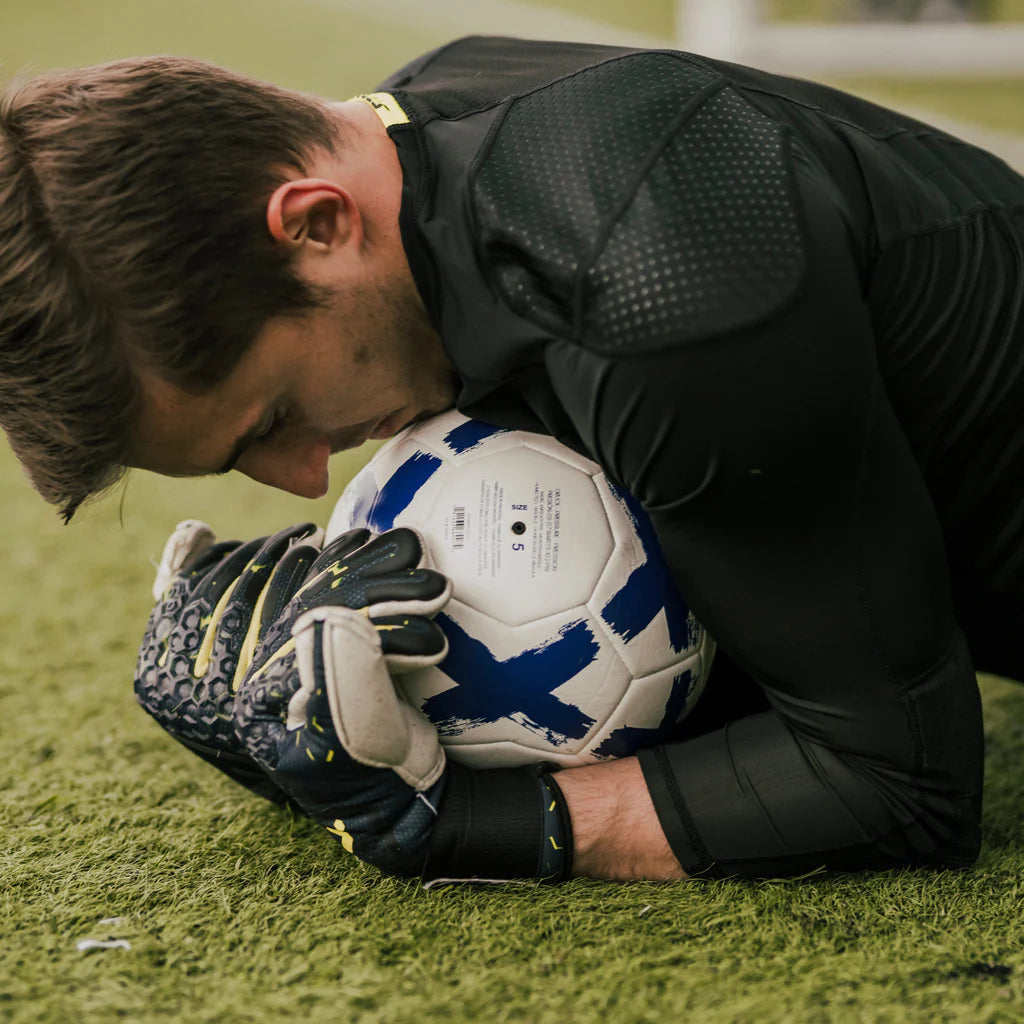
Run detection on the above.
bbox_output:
[554,756,687,881]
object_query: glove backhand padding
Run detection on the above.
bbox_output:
[135,521,322,803]
[289,606,447,791]
[234,529,453,874]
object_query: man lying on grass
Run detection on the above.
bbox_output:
[2,38,1023,883]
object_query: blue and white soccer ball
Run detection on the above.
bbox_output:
[326,410,714,769]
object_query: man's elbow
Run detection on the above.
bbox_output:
[867,767,983,871]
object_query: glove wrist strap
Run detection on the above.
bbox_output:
[538,773,573,879]
[423,763,574,886]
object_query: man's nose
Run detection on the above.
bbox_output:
[235,436,332,498]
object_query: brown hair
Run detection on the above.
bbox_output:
[0,56,341,519]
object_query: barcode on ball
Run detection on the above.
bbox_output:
[451,506,466,549]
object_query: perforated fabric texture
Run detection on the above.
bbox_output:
[474,55,717,339]
[473,53,807,352]
[582,85,805,351]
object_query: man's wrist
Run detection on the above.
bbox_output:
[423,763,572,885]
[553,756,687,881]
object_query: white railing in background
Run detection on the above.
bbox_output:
[677,0,1024,74]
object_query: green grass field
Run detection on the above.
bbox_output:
[2,3,1023,1022]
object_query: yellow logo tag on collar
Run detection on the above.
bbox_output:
[350,92,410,129]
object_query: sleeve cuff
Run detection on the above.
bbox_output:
[637,745,715,877]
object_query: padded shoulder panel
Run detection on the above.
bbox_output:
[472,54,807,352]
[582,85,806,351]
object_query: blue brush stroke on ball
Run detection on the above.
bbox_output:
[443,418,510,455]
[601,483,696,653]
[365,450,441,531]
[591,669,695,759]
[423,613,600,746]
[344,470,383,531]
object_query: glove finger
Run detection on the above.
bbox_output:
[289,528,372,604]
[297,528,446,616]
[256,539,323,629]
[190,524,317,685]
[189,534,271,606]
[362,568,452,619]
[185,540,247,577]
[229,523,320,612]
[303,528,373,578]
[308,527,425,584]
[152,538,243,617]
[372,614,449,672]
[229,532,323,690]
[297,565,451,618]
[152,520,218,600]
[355,528,425,575]
[192,522,317,608]
[327,527,375,559]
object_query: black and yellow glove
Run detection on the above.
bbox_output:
[234,527,454,873]
[134,520,324,804]
[235,527,576,882]
[137,522,577,883]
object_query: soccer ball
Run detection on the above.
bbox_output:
[326,410,713,768]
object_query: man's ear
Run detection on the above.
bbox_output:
[265,178,360,250]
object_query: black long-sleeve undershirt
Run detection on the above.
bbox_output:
[373,36,1024,875]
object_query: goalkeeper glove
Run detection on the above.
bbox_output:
[134,519,324,804]
[234,527,451,873]
[234,527,575,882]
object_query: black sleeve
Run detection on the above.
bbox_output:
[543,143,984,878]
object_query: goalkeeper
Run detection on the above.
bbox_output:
[2,37,1024,882]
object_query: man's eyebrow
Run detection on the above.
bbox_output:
[215,422,264,476]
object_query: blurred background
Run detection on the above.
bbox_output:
[0,0,1021,594]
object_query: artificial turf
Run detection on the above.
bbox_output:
[2,3,1023,1022]
[2,469,1021,1024]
